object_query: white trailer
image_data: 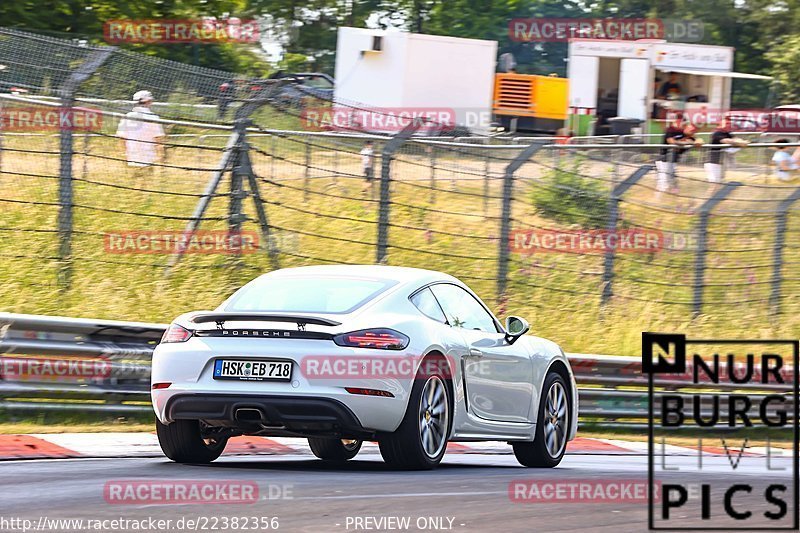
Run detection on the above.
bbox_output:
[333,27,497,134]
[566,39,772,135]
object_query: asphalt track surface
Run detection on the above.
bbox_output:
[1,450,796,532]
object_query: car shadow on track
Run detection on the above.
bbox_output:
[165,457,523,473]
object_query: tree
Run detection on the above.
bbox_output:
[1,0,797,85]
[765,34,800,103]
[249,0,384,73]
[0,0,268,73]
[415,0,586,76]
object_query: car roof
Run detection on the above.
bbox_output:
[260,264,459,287]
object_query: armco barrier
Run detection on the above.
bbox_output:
[0,313,794,426]
[0,313,162,414]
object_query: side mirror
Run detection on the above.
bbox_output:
[504,316,530,344]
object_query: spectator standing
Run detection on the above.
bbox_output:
[218,81,234,120]
[705,117,749,185]
[116,90,166,182]
[657,119,702,196]
[361,140,375,197]
[656,115,685,194]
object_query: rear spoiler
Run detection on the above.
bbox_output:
[189,313,341,327]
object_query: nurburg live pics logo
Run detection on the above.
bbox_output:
[642,332,800,530]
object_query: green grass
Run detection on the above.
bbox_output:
[0,411,154,434]
[0,131,797,357]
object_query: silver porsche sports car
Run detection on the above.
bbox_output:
[151,265,577,469]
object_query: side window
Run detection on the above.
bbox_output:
[410,287,447,323]
[430,284,498,333]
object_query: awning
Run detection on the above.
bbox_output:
[654,67,772,80]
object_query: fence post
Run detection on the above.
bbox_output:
[769,188,800,314]
[166,84,281,272]
[238,131,280,270]
[303,141,311,201]
[56,47,115,288]
[496,141,547,299]
[601,165,653,306]
[483,142,490,214]
[270,135,276,181]
[376,122,422,264]
[228,120,249,257]
[693,181,741,317]
[429,145,436,205]
[166,124,242,272]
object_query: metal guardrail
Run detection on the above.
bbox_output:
[0,313,794,426]
[0,313,163,414]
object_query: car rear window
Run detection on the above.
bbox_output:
[223,276,396,314]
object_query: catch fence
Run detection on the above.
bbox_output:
[1,27,800,344]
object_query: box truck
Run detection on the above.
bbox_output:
[333,27,497,135]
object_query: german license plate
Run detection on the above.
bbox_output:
[213,359,292,381]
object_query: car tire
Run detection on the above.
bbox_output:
[308,438,362,462]
[379,363,451,470]
[513,372,570,468]
[156,419,228,464]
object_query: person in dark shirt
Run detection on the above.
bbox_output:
[651,77,663,119]
[659,116,696,162]
[660,121,685,159]
[658,72,682,99]
[705,116,749,184]
[656,118,702,194]
[217,81,234,120]
[656,117,683,194]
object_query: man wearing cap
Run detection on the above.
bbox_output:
[116,90,166,171]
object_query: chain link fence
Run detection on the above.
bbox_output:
[2,27,800,349]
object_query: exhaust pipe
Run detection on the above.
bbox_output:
[235,408,265,423]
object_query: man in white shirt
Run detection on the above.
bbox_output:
[116,90,166,168]
[772,140,799,181]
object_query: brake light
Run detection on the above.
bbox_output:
[333,328,409,350]
[161,324,193,343]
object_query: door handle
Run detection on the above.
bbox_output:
[469,348,483,357]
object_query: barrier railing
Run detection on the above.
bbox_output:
[0,313,794,427]
[0,313,162,413]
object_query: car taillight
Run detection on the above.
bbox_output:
[161,324,193,343]
[333,328,409,350]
